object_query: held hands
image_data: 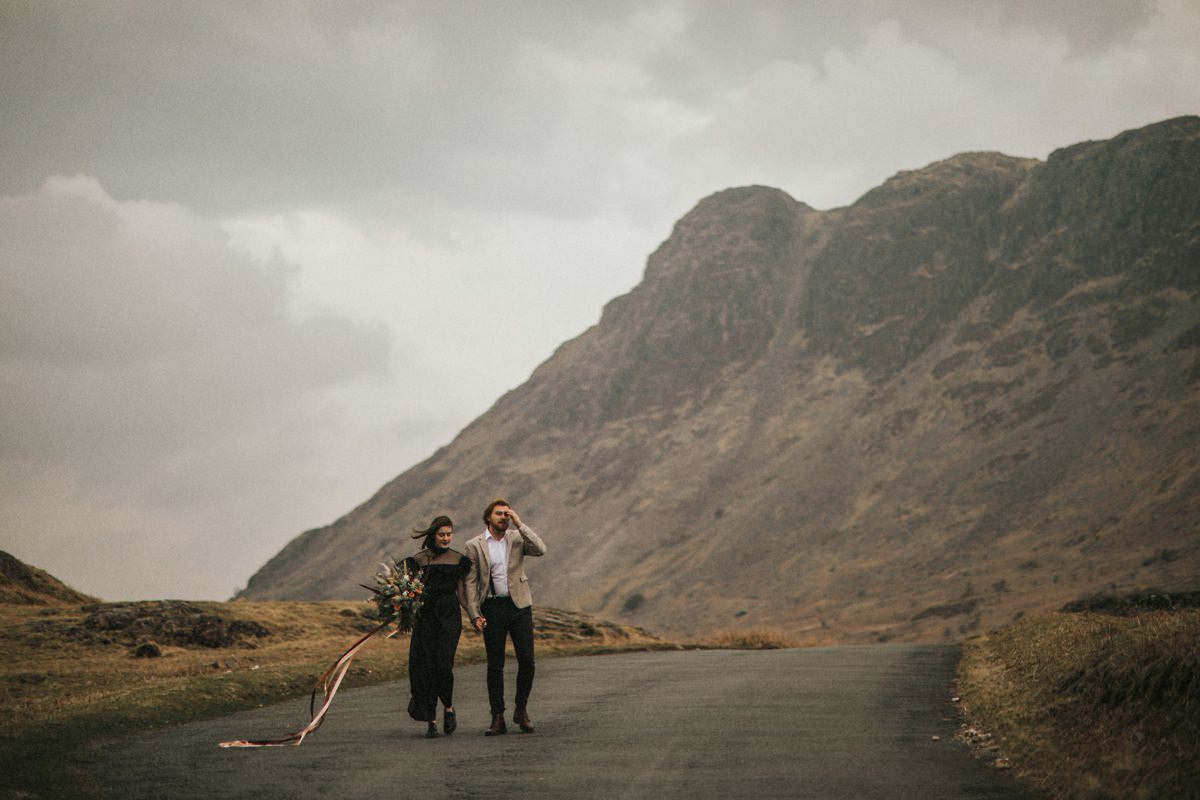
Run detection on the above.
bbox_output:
[473,616,487,633]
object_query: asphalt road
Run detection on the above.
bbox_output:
[84,645,1039,799]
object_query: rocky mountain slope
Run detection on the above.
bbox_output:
[240,117,1200,643]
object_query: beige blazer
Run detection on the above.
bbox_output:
[462,523,547,621]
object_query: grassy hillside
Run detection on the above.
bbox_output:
[957,593,1200,799]
[0,550,97,606]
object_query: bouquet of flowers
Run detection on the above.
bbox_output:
[366,558,425,633]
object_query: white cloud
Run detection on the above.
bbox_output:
[696,20,983,207]
[0,176,393,599]
[698,2,1200,209]
[1061,0,1200,124]
[223,202,659,425]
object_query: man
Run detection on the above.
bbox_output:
[463,499,547,735]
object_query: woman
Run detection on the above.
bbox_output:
[403,515,471,738]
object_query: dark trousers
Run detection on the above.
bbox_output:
[481,596,535,716]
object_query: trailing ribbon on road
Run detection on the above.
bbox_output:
[218,620,395,748]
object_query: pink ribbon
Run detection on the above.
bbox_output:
[219,620,394,748]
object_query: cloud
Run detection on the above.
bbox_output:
[0,2,695,220]
[0,176,391,599]
[695,1,1200,208]
[4,2,1193,220]
[222,200,659,423]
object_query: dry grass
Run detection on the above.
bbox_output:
[0,600,663,799]
[691,626,809,650]
[1,601,389,727]
[957,608,1200,800]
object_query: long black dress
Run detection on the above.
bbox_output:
[404,547,471,722]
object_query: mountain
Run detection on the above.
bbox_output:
[0,551,98,606]
[239,117,1200,643]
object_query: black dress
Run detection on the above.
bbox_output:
[404,547,471,722]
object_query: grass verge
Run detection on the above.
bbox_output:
[957,608,1199,799]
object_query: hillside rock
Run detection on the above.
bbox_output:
[240,117,1200,643]
[80,600,271,648]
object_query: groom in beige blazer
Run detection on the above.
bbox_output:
[463,499,547,735]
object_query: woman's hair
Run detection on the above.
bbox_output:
[414,515,453,550]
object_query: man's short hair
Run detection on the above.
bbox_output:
[482,498,510,525]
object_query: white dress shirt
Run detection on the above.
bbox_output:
[486,529,510,597]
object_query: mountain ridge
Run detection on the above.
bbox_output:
[240,117,1200,643]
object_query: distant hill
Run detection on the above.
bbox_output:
[0,551,97,606]
[239,117,1200,643]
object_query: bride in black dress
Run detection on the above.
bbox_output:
[404,515,471,738]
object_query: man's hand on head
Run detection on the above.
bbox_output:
[506,508,523,528]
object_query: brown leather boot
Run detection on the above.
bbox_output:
[485,713,507,736]
[513,707,534,733]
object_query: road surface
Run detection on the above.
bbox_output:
[84,645,1039,799]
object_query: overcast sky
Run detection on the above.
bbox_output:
[2,1,1197,601]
